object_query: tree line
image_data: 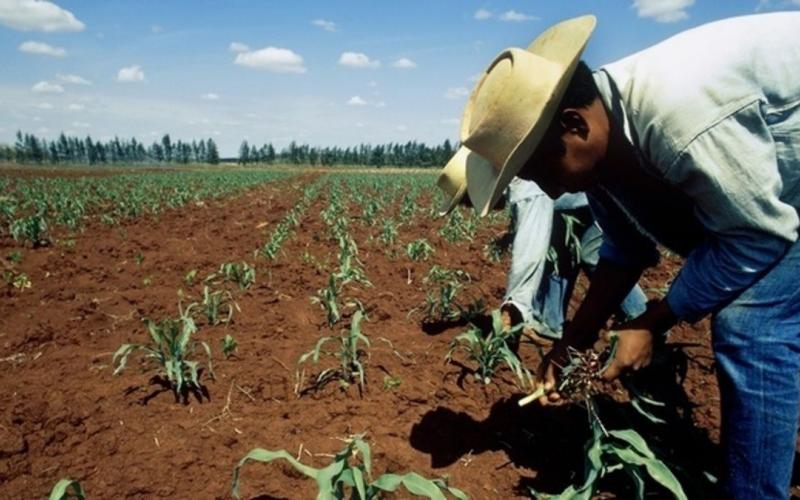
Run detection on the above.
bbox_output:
[1,131,457,167]
[1,131,220,165]
[237,139,455,167]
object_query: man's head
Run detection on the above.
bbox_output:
[516,61,610,198]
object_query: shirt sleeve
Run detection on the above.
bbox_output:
[663,101,798,322]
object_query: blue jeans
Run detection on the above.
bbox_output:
[504,182,647,338]
[712,238,800,499]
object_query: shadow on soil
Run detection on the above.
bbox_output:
[411,345,723,498]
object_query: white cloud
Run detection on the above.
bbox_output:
[392,57,417,69]
[37,102,53,110]
[234,47,307,73]
[499,10,539,22]
[445,87,469,100]
[346,95,368,106]
[0,0,84,32]
[71,121,90,128]
[18,40,66,57]
[202,93,220,100]
[311,19,337,32]
[116,65,145,82]
[474,8,492,20]
[57,73,91,85]
[632,0,694,23]
[339,52,380,68]
[67,103,84,111]
[229,41,250,53]
[32,81,64,93]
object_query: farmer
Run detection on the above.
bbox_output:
[437,161,648,344]
[449,12,800,499]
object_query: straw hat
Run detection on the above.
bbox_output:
[453,15,596,216]
[435,146,492,216]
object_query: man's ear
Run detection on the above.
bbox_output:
[559,108,589,140]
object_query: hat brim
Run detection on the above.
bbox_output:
[436,146,492,216]
[467,15,596,216]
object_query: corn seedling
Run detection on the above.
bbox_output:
[112,305,214,398]
[222,334,238,358]
[197,286,238,326]
[184,269,198,286]
[207,261,256,289]
[383,375,402,390]
[406,238,434,261]
[232,433,468,500]
[3,270,31,291]
[378,218,399,246]
[312,274,343,327]
[7,250,22,264]
[298,310,370,393]
[49,478,85,500]
[446,309,530,388]
[439,209,473,243]
[361,199,381,226]
[10,213,49,247]
[483,237,507,262]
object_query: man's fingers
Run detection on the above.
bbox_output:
[601,358,623,381]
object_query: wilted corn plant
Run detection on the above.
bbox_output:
[232,433,468,500]
[520,340,687,500]
[406,238,434,261]
[297,310,370,394]
[49,478,85,500]
[446,309,531,388]
[206,261,256,289]
[113,304,214,398]
[198,285,238,326]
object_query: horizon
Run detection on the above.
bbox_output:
[1,0,798,156]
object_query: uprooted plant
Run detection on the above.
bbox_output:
[49,478,85,500]
[445,309,531,388]
[297,310,370,395]
[113,303,214,399]
[520,339,688,499]
[232,433,468,500]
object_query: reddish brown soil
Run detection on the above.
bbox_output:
[0,172,796,499]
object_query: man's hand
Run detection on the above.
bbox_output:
[601,300,677,381]
[601,329,654,380]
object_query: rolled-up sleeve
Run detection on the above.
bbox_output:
[663,101,798,321]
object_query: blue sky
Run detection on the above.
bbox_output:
[1,0,798,156]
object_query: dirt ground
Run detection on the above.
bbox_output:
[0,171,797,499]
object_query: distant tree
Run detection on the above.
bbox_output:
[206,138,219,164]
[238,140,250,164]
[162,134,173,163]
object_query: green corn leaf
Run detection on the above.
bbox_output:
[351,467,367,500]
[353,438,372,476]
[607,430,656,459]
[231,448,321,500]
[49,478,85,500]
[606,446,687,500]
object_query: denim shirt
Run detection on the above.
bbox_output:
[589,12,800,322]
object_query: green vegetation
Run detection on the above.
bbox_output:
[48,478,85,500]
[232,433,467,500]
[446,309,530,388]
[112,305,214,397]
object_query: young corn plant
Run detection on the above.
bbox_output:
[207,261,256,289]
[232,433,468,500]
[378,218,399,246]
[416,266,481,323]
[198,285,238,326]
[10,213,50,247]
[112,304,214,399]
[222,334,238,359]
[49,478,85,500]
[312,274,343,327]
[446,309,531,388]
[439,209,472,243]
[298,310,370,394]
[521,341,688,500]
[406,238,434,262]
